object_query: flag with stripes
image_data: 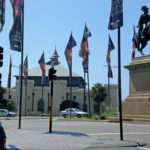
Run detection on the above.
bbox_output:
[108,0,123,30]
[64,33,77,70]
[106,35,115,78]
[0,0,5,32]
[38,52,46,85]
[9,0,23,52]
[23,55,28,79]
[106,35,115,65]
[79,24,91,62]
[7,56,12,88]
[48,48,60,66]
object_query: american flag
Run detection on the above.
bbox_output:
[64,33,76,70]
[106,35,115,78]
[38,52,46,85]
[106,35,115,65]
[23,55,28,79]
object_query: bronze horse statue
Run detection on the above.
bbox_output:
[136,5,150,55]
[137,22,150,55]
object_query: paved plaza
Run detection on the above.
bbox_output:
[1,117,150,150]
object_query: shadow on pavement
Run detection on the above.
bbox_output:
[45,131,88,137]
[6,144,19,150]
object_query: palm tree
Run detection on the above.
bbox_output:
[91,83,107,114]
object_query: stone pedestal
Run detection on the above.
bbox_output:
[123,56,150,118]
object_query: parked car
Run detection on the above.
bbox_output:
[60,108,88,118]
[0,109,16,117]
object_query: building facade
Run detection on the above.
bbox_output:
[4,65,118,115]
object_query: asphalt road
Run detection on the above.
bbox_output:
[1,117,150,150]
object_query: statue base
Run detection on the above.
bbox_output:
[123,55,150,119]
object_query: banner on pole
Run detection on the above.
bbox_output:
[108,0,123,30]
[0,0,5,32]
[9,0,23,52]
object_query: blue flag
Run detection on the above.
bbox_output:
[9,0,23,52]
[108,0,123,30]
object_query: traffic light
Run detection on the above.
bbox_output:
[0,46,3,67]
[48,67,57,80]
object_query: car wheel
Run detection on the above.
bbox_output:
[77,114,81,118]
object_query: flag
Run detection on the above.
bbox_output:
[79,24,91,62]
[132,26,138,59]
[48,48,60,66]
[106,35,115,78]
[9,0,23,52]
[7,56,12,88]
[64,33,77,70]
[108,0,123,30]
[23,55,28,79]
[38,52,46,85]
[0,0,5,32]
[106,35,115,65]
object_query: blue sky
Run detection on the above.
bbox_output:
[0,0,150,99]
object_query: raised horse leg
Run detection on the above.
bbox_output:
[137,37,148,56]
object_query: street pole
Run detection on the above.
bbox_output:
[18,0,24,129]
[118,27,123,141]
[49,79,53,133]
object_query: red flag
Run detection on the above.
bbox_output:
[79,24,91,62]
[64,33,77,70]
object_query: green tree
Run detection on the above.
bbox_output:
[91,83,107,114]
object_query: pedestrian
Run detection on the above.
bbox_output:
[0,121,6,150]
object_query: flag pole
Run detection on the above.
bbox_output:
[24,79,27,116]
[69,64,72,119]
[108,73,110,103]
[41,84,44,113]
[18,0,24,129]
[83,71,87,112]
[118,27,123,141]
[87,65,91,117]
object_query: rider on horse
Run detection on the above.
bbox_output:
[137,5,150,54]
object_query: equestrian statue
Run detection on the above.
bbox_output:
[137,5,150,55]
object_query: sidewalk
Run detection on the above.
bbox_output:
[82,139,147,150]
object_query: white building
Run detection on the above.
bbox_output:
[4,65,118,115]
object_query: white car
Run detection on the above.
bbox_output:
[60,108,88,118]
[0,109,16,117]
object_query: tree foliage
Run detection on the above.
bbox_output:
[0,87,16,111]
[91,83,107,114]
[60,100,80,111]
